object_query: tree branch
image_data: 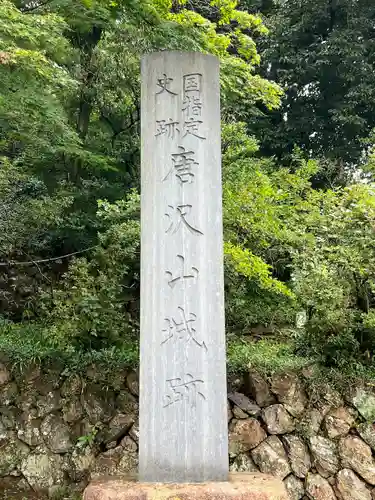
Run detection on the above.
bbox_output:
[0,246,97,267]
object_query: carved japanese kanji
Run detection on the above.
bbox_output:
[183,73,202,94]
[156,74,177,95]
[183,117,206,140]
[163,373,206,408]
[141,52,227,482]
[182,95,202,117]
[165,254,199,288]
[165,204,203,235]
[163,146,198,184]
[161,306,207,350]
[155,119,180,139]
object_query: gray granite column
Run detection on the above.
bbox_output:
[139,51,228,483]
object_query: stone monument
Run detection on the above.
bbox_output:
[139,50,228,483]
[83,51,288,500]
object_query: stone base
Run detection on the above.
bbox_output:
[83,473,288,500]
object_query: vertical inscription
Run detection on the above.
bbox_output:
[154,70,207,408]
[141,51,228,483]
[182,73,205,140]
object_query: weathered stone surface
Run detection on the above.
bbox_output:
[0,420,8,445]
[0,363,10,386]
[15,390,37,412]
[339,436,375,485]
[309,436,339,477]
[299,409,324,437]
[83,473,289,500]
[262,404,295,434]
[358,423,375,452]
[271,373,307,417]
[41,414,73,453]
[139,51,228,483]
[61,374,82,397]
[120,436,138,452]
[126,371,139,397]
[251,435,291,479]
[71,418,93,444]
[32,372,60,396]
[229,453,259,473]
[101,413,134,444]
[83,383,116,424]
[229,419,238,431]
[115,391,138,417]
[282,435,311,478]
[305,473,336,500]
[91,445,138,478]
[1,406,21,429]
[33,441,50,455]
[117,446,138,474]
[315,386,344,416]
[324,407,355,439]
[351,388,375,422]
[228,375,245,394]
[229,418,267,456]
[107,373,124,392]
[228,402,234,422]
[335,468,371,500]
[70,447,96,481]
[233,406,249,419]
[228,393,261,417]
[17,414,42,446]
[36,390,62,417]
[21,453,64,491]
[0,438,29,476]
[0,382,18,406]
[91,447,124,477]
[86,364,106,382]
[284,474,305,500]
[62,398,84,423]
[247,370,276,407]
[128,420,139,443]
[0,476,33,499]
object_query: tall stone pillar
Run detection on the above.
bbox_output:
[139,51,228,482]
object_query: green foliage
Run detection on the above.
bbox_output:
[222,124,317,332]
[292,182,375,368]
[221,121,375,375]
[1,0,375,384]
[0,1,79,161]
[166,0,282,117]
[224,242,293,297]
[0,319,138,371]
[77,426,99,448]
[39,191,140,350]
[252,0,375,167]
[227,338,310,376]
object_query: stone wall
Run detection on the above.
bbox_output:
[0,361,374,499]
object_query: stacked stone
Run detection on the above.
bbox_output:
[0,361,140,497]
[0,360,374,499]
[228,370,375,500]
